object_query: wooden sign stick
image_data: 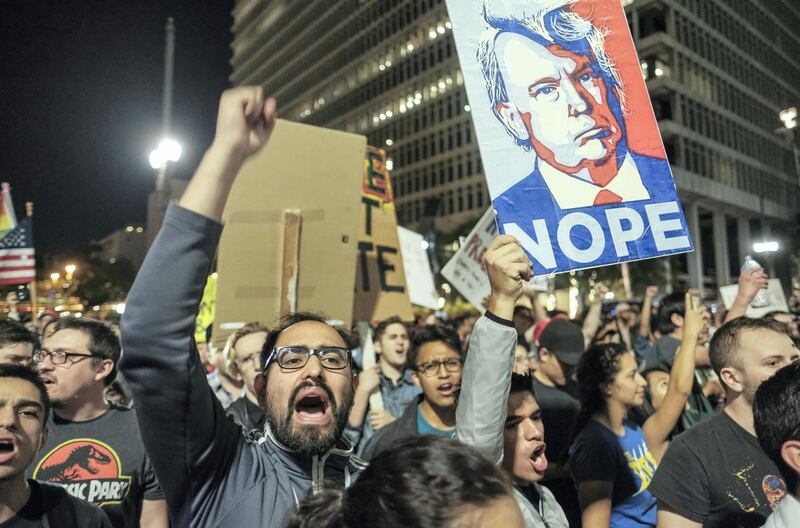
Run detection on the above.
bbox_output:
[280,210,302,315]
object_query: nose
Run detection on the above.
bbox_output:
[521,418,543,441]
[0,405,17,430]
[563,78,589,116]
[300,354,324,380]
[34,354,54,373]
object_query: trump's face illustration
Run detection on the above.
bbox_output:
[493,31,624,187]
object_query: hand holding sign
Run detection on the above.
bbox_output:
[484,235,532,320]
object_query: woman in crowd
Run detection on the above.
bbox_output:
[286,436,524,528]
[568,343,659,528]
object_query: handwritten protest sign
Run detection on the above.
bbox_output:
[397,226,439,310]
[446,0,693,275]
[353,146,414,322]
[719,279,789,318]
[442,208,547,310]
[214,120,365,347]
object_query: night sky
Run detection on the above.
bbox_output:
[1,0,234,261]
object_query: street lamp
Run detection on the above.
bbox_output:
[64,264,76,283]
[753,241,780,254]
[149,138,182,170]
[50,272,60,282]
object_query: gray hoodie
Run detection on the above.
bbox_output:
[120,204,365,528]
[457,315,569,528]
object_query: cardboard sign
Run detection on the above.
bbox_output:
[213,119,365,347]
[397,226,439,309]
[441,208,548,311]
[719,279,789,318]
[446,0,693,275]
[353,147,414,322]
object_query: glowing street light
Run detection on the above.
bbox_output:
[753,241,780,253]
[64,264,76,275]
[149,138,182,170]
[50,272,60,282]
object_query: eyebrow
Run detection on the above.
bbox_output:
[0,398,43,410]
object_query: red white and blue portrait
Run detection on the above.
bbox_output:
[447,0,694,274]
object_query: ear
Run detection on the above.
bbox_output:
[38,426,48,453]
[95,359,115,383]
[411,370,421,388]
[254,373,267,408]
[373,339,383,355]
[781,440,800,480]
[351,368,358,392]
[494,102,530,142]
[718,366,743,394]
[538,347,551,361]
[671,313,684,328]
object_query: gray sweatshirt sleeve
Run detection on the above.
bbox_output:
[456,312,517,465]
[119,204,243,522]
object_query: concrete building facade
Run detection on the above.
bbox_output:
[230,0,799,295]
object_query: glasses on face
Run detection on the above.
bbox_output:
[415,358,463,377]
[263,346,351,372]
[33,348,100,365]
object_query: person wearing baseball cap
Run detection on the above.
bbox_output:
[532,319,585,526]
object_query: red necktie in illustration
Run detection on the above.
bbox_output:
[594,189,623,205]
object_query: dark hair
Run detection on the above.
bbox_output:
[0,363,50,423]
[754,361,800,493]
[286,436,514,528]
[373,316,406,343]
[709,317,790,381]
[573,343,629,439]
[260,312,356,372]
[407,324,464,370]
[55,318,120,386]
[655,292,685,335]
[510,372,535,398]
[0,319,38,351]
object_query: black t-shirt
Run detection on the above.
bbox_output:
[649,410,787,527]
[0,480,111,528]
[532,377,580,463]
[27,406,164,528]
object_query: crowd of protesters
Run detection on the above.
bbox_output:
[1,88,799,528]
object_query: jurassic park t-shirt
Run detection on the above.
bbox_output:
[27,405,163,528]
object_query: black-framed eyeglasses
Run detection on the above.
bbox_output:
[415,358,463,377]
[33,348,102,365]
[262,346,351,372]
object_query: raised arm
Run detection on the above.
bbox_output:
[643,292,704,461]
[724,268,768,323]
[639,286,658,338]
[456,236,530,464]
[119,87,276,514]
[582,284,606,348]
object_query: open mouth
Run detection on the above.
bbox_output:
[0,439,16,464]
[530,443,548,473]
[437,383,459,397]
[293,388,332,425]
[40,376,55,386]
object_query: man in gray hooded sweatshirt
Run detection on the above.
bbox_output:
[119,87,366,527]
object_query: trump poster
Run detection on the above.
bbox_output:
[446,0,693,275]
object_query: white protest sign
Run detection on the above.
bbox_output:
[719,279,789,318]
[397,226,439,309]
[441,208,548,310]
[445,0,694,275]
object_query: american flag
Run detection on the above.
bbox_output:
[0,217,35,285]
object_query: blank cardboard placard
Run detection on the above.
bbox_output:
[397,226,439,310]
[353,147,413,322]
[213,119,365,348]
